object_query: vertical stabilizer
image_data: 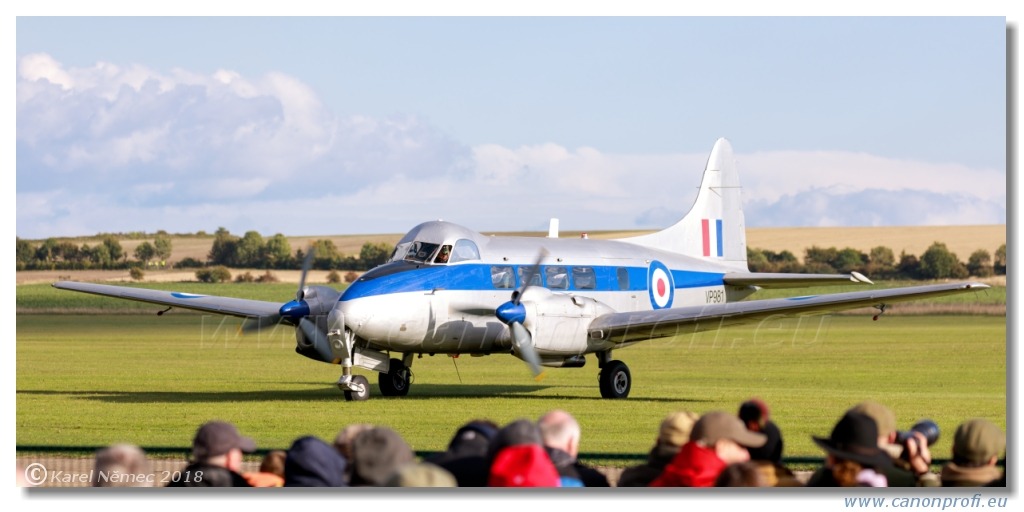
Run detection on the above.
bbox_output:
[619,138,747,270]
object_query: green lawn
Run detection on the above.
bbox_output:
[16,314,1006,464]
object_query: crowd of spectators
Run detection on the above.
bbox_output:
[73,400,1004,488]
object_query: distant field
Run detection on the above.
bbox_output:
[16,314,1006,462]
[24,225,1006,271]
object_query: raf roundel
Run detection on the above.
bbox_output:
[647,260,674,309]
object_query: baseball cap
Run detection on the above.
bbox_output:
[192,421,256,460]
[690,411,767,448]
[658,411,700,448]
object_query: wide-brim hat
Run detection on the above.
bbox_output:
[813,411,893,469]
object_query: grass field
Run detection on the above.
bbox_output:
[16,313,1006,464]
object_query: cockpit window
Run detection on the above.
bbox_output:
[448,239,481,263]
[403,241,441,263]
[434,245,452,264]
[389,242,412,263]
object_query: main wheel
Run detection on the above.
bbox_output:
[598,360,631,399]
[343,375,370,401]
[378,358,412,397]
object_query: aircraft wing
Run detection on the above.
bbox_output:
[722,271,873,288]
[52,281,284,319]
[588,282,990,345]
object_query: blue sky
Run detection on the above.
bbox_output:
[13,15,1009,238]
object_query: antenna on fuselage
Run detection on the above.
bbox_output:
[547,218,559,238]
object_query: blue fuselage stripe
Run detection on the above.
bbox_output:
[340,264,725,301]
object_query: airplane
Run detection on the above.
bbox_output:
[53,138,991,401]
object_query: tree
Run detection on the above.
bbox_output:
[262,234,292,269]
[746,247,771,272]
[994,244,1006,275]
[153,231,173,261]
[196,266,232,283]
[235,231,265,267]
[310,239,341,270]
[359,242,392,269]
[804,246,839,271]
[16,238,34,265]
[208,227,238,266]
[919,242,968,279]
[967,249,994,277]
[129,267,145,281]
[35,238,58,263]
[102,236,125,263]
[134,241,156,264]
[831,248,868,274]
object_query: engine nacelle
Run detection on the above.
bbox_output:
[293,285,342,354]
[521,291,616,356]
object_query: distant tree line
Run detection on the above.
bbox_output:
[198,227,392,271]
[747,242,1006,279]
[16,232,173,271]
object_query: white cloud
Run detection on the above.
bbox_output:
[15,54,1006,239]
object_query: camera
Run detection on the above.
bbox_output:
[895,419,940,447]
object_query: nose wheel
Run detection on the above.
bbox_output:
[340,374,370,401]
[598,359,631,399]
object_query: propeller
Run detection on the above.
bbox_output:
[495,248,548,379]
[241,246,316,333]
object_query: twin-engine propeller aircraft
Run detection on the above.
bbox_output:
[54,138,989,401]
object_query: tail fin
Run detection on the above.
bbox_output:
[620,138,748,270]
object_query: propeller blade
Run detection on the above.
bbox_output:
[299,317,333,363]
[510,322,542,378]
[240,314,281,334]
[297,245,316,300]
[513,247,549,305]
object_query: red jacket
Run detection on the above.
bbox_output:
[649,441,726,487]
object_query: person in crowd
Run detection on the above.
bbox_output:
[92,443,152,487]
[349,427,415,486]
[284,436,347,487]
[333,423,373,482]
[618,410,699,487]
[940,418,1005,486]
[386,462,458,487]
[538,409,609,487]
[849,401,934,486]
[244,449,286,487]
[649,410,767,487]
[739,398,784,464]
[486,418,561,487]
[428,419,499,487]
[807,411,892,487]
[167,420,255,487]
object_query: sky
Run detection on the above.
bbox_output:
[11,15,1010,240]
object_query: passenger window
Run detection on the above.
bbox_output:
[491,266,514,289]
[449,239,481,263]
[572,267,596,290]
[617,267,630,290]
[518,266,542,287]
[545,266,569,290]
[434,245,452,264]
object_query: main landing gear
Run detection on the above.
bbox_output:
[337,354,413,402]
[597,351,631,399]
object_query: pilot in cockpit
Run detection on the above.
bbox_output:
[434,245,452,264]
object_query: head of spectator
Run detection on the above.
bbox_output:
[691,411,766,465]
[92,444,152,487]
[941,418,1005,486]
[192,420,255,473]
[488,444,561,487]
[350,427,415,486]
[850,401,898,447]
[444,419,499,459]
[167,420,255,487]
[714,461,768,487]
[738,398,784,464]
[812,411,892,487]
[538,409,581,458]
[486,419,545,464]
[284,436,347,487]
[333,423,373,461]
[386,462,457,487]
[244,449,286,487]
